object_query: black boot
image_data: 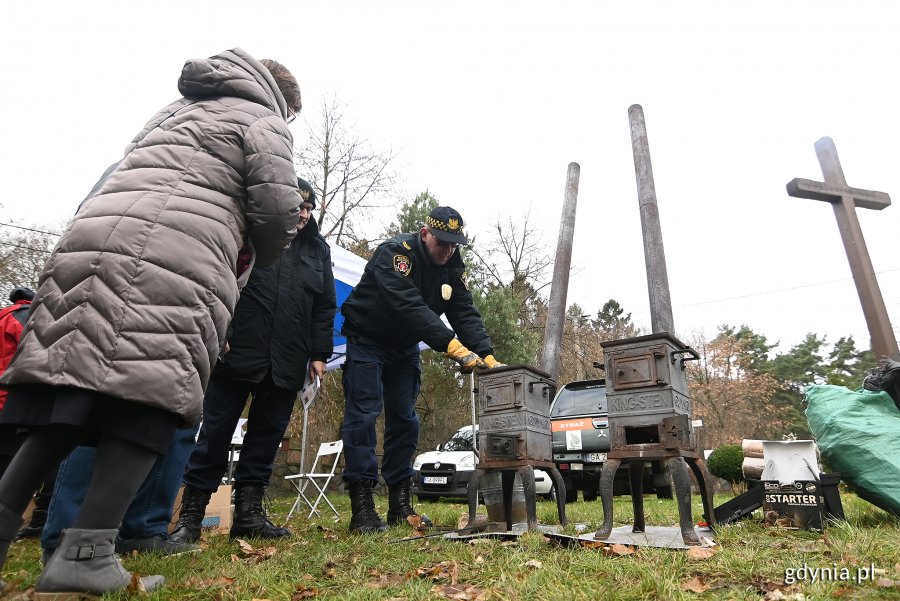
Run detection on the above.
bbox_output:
[170,486,211,544]
[35,528,163,598]
[387,478,432,527]
[0,502,25,593]
[229,486,291,539]
[348,481,387,534]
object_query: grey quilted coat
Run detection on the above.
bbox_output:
[0,48,299,423]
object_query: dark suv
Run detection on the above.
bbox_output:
[550,378,672,502]
[550,379,611,502]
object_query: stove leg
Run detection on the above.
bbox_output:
[502,470,515,531]
[629,461,646,533]
[467,468,485,526]
[594,457,621,540]
[687,457,717,528]
[518,465,538,531]
[669,457,701,546]
[547,467,568,525]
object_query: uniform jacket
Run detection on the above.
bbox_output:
[0,48,299,423]
[0,300,31,411]
[341,232,492,357]
[220,216,336,391]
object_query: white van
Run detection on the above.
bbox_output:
[411,425,554,500]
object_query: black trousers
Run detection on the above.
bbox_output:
[182,370,296,493]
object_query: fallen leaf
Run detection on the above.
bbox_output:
[126,572,146,594]
[364,573,407,589]
[430,583,488,600]
[687,546,718,560]
[578,539,606,549]
[763,589,785,601]
[407,514,425,531]
[681,576,709,593]
[474,555,484,564]
[523,559,543,569]
[412,561,460,585]
[234,539,277,563]
[876,578,896,587]
[291,584,320,599]
[607,543,635,556]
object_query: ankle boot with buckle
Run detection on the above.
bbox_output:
[170,486,211,544]
[35,528,164,599]
[387,478,432,527]
[0,502,25,593]
[348,481,387,533]
[230,485,291,539]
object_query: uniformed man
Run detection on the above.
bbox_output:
[340,206,504,533]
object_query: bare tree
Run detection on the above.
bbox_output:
[295,97,399,245]
[0,221,60,304]
[468,210,552,299]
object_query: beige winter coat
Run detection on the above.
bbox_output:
[0,48,299,423]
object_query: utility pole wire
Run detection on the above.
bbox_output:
[0,221,62,237]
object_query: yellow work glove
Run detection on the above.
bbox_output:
[446,339,486,374]
[483,355,506,369]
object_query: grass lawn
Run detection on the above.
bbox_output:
[2,491,898,600]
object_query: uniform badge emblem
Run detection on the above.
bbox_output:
[441,284,452,301]
[448,218,459,231]
[393,255,412,276]
[402,241,411,250]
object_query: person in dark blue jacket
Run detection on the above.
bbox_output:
[340,206,505,533]
[171,178,337,543]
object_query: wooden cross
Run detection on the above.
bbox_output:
[787,137,898,359]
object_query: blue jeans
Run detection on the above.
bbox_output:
[341,338,421,486]
[41,424,198,552]
[182,369,296,493]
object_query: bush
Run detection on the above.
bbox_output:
[707,444,744,485]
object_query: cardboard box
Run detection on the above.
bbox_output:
[762,480,824,531]
[169,484,233,535]
[21,497,36,523]
[760,440,825,531]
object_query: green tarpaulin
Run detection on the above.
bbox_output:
[806,384,900,517]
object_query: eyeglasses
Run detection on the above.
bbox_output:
[428,229,459,249]
[286,110,297,125]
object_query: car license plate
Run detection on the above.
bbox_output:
[423,476,447,484]
[585,452,607,463]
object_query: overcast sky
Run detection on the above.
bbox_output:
[2,1,898,355]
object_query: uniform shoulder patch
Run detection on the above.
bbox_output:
[393,255,412,276]
[402,240,411,250]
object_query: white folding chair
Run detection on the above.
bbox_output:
[285,440,343,520]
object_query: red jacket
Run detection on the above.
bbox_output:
[0,300,31,410]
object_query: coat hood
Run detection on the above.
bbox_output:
[177,48,288,119]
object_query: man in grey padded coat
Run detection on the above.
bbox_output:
[0,48,300,598]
